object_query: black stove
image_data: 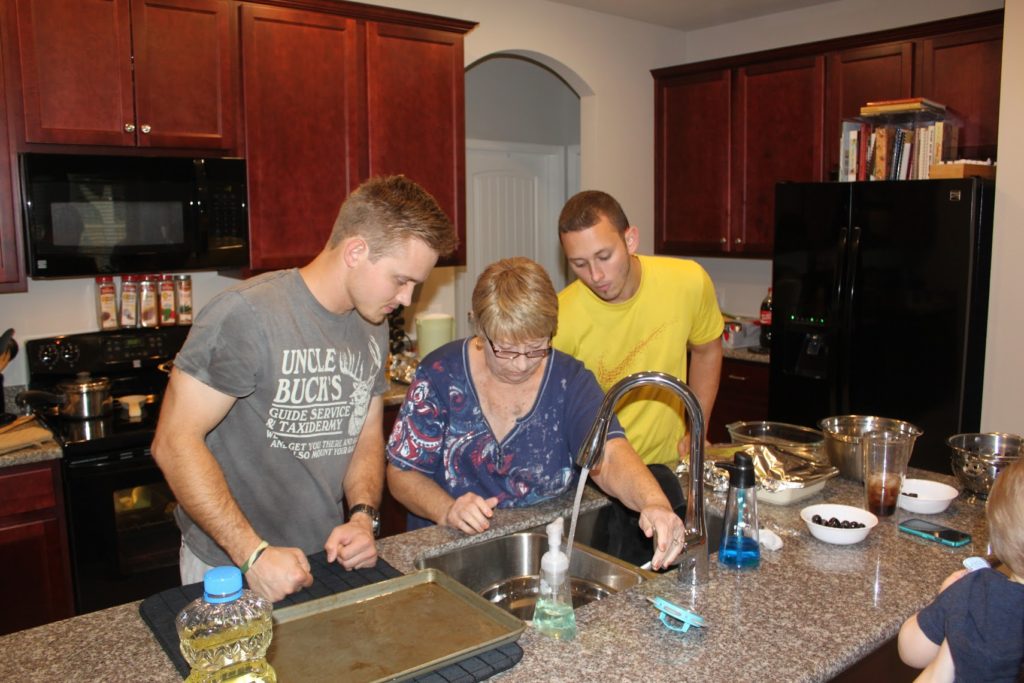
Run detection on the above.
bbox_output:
[26,327,190,614]
[26,327,189,458]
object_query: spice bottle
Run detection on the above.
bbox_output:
[158,275,177,326]
[174,274,194,325]
[95,276,118,330]
[138,275,159,328]
[119,275,139,328]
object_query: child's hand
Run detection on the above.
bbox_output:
[939,569,968,592]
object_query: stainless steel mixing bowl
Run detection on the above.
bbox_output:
[818,415,922,482]
[947,432,1023,498]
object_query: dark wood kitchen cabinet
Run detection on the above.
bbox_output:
[654,10,1002,259]
[5,0,239,150]
[0,460,74,636]
[0,26,22,293]
[655,57,823,257]
[708,357,769,443]
[240,4,363,271]
[242,3,472,271]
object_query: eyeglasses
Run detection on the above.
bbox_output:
[486,337,551,361]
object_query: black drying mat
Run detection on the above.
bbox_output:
[139,552,522,682]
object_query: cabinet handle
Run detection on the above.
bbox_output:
[140,124,151,134]
[734,237,743,245]
[719,237,727,244]
[727,374,748,381]
[124,123,135,133]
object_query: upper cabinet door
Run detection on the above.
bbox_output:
[241,5,363,271]
[12,0,135,146]
[918,25,1002,161]
[130,0,238,150]
[825,42,913,177]
[366,22,466,266]
[9,0,236,149]
[654,68,732,255]
[733,55,825,255]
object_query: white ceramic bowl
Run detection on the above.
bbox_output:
[800,503,878,545]
[898,479,959,514]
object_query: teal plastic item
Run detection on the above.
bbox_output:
[646,596,706,633]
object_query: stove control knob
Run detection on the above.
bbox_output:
[60,342,80,366]
[37,343,59,367]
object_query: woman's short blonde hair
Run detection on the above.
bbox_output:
[472,257,557,343]
[987,457,1024,578]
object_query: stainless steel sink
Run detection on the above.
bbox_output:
[416,503,725,619]
[417,529,649,619]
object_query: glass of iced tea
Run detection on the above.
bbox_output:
[862,429,915,516]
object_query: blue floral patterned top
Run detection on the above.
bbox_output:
[387,339,625,529]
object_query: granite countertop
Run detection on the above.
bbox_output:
[722,346,770,364]
[0,464,985,682]
[0,417,62,468]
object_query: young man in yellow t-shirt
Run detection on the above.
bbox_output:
[553,190,724,564]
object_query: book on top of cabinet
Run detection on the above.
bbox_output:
[859,97,946,116]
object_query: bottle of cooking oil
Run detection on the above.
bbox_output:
[532,517,577,640]
[176,566,277,682]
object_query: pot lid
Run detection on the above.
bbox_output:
[58,372,111,393]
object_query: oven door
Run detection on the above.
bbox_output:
[63,448,181,614]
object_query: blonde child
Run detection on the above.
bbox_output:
[897,457,1024,682]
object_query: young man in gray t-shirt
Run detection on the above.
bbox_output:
[152,176,457,602]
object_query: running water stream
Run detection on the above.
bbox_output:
[564,466,590,565]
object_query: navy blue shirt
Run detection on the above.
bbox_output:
[917,568,1024,682]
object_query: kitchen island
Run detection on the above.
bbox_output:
[0,468,988,682]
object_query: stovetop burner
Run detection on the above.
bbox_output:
[26,327,188,459]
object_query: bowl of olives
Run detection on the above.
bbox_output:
[800,503,878,545]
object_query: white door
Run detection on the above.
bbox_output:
[458,139,569,338]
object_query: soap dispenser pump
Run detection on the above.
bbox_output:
[531,516,577,640]
[718,451,761,569]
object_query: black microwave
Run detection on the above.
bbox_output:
[21,153,249,277]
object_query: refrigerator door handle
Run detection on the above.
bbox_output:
[832,224,849,312]
[836,224,863,413]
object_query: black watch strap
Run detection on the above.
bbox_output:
[349,503,381,537]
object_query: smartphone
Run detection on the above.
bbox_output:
[898,518,972,547]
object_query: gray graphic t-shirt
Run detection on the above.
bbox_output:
[172,269,388,565]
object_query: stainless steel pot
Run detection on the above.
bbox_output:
[16,373,113,420]
[818,415,922,482]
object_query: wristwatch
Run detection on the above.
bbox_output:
[349,503,381,538]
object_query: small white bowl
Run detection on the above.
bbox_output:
[800,503,878,545]
[898,479,959,514]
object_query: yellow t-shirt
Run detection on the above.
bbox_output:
[553,255,723,466]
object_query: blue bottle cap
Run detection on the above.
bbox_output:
[203,566,244,603]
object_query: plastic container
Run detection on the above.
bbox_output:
[718,452,760,569]
[118,275,139,328]
[95,276,118,330]
[158,275,177,326]
[176,566,277,682]
[726,420,826,463]
[531,517,576,640]
[175,274,194,325]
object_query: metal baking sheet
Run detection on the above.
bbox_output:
[267,568,526,682]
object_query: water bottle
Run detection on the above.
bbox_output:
[532,517,577,640]
[759,287,773,350]
[176,566,277,682]
[718,452,761,569]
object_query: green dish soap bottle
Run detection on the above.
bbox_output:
[532,517,577,640]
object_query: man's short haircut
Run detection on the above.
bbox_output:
[987,456,1024,578]
[472,257,558,344]
[558,190,629,235]
[329,175,457,259]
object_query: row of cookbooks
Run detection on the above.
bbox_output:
[839,98,959,182]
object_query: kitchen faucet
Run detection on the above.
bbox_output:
[575,371,708,586]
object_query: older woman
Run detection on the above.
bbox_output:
[386,257,685,570]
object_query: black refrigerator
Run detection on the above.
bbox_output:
[768,178,993,474]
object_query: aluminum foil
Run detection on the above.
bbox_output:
[704,443,839,493]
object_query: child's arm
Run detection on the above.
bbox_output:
[913,639,955,683]
[899,614,941,668]
[898,569,968,669]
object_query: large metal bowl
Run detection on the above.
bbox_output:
[947,432,1023,498]
[726,421,826,463]
[818,415,923,482]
